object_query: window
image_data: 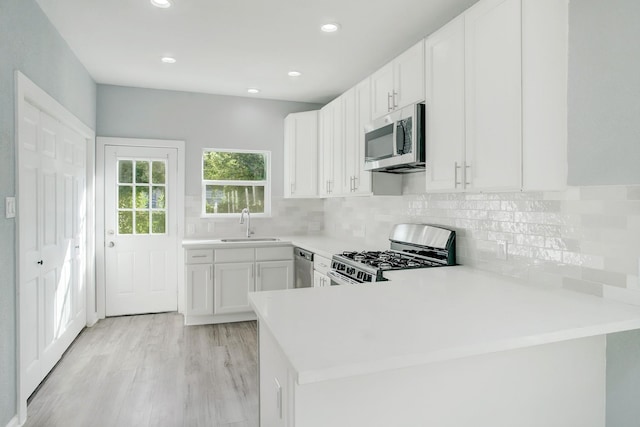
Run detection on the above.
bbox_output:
[118,159,167,234]
[202,149,271,216]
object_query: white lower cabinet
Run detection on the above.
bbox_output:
[259,325,292,427]
[214,262,255,314]
[184,245,293,325]
[186,264,214,316]
[257,261,294,292]
[313,270,330,288]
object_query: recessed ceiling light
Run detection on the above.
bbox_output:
[161,56,176,63]
[247,88,260,94]
[150,0,171,8]
[288,71,302,77]
[321,23,340,33]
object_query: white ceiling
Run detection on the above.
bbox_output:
[35,0,480,104]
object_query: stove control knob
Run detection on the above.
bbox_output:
[364,274,372,282]
[346,267,355,275]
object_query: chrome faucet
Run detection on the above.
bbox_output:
[239,207,252,238]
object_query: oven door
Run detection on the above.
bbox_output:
[327,270,361,286]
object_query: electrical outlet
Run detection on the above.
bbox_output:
[497,240,508,260]
[5,197,16,218]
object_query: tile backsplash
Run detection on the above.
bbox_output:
[324,173,640,305]
[185,196,324,238]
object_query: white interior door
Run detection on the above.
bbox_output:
[19,102,87,398]
[104,145,178,316]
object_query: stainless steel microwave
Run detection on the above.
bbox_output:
[363,103,425,173]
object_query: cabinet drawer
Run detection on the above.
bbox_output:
[186,249,214,264]
[256,246,293,261]
[215,248,255,263]
[313,255,332,275]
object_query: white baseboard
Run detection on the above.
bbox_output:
[5,414,20,427]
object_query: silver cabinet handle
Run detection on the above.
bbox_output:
[192,254,207,258]
[454,162,462,188]
[393,90,398,108]
[387,92,393,112]
[290,182,295,195]
[275,378,283,419]
[353,176,358,191]
[464,162,471,186]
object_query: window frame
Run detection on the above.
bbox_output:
[201,148,272,218]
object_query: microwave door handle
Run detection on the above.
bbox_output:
[396,121,405,155]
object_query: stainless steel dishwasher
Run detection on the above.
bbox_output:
[294,247,314,288]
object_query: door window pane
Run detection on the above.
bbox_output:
[135,211,149,234]
[152,212,166,234]
[118,186,133,209]
[119,211,133,234]
[119,160,133,183]
[136,161,150,183]
[152,161,165,184]
[152,186,165,209]
[135,186,150,209]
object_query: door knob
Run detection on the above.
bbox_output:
[37,260,43,265]
[108,241,115,248]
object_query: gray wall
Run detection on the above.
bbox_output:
[568,0,640,185]
[0,0,96,424]
[96,85,321,200]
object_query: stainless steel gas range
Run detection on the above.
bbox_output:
[328,224,456,286]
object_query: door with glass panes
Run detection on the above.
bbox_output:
[104,145,178,316]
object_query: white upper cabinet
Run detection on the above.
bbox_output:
[464,0,522,191]
[425,0,567,193]
[319,97,345,197]
[284,110,319,198]
[371,40,425,120]
[425,16,466,192]
[521,0,568,191]
[352,78,373,195]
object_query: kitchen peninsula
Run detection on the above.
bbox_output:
[249,266,640,427]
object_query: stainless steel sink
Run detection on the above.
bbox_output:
[220,237,280,242]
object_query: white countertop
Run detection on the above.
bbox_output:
[249,265,640,385]
[182,235,374,259]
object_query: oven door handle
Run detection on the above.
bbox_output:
[327,270,356,286]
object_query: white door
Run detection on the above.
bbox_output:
[371,62,394,119]
[104,145,178,316]
[186,263,214,316]
[354,78,372,194]
[19,103,87,398]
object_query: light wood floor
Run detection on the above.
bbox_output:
[24,313,258,427]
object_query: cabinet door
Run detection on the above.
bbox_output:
[425,16,466,192]
[342,88,357,194]
[318,103,333,197]
[370,62,394,120]
[331,97,345,196]
[284,111,319,198]
[214,262,254,314]
[186,264,213,316]
[256,261,294,292]
[465,0,522,191]
[313,270,330,288]
[394,40,425,110]
[353,78,372,194]
[259,325,290,427]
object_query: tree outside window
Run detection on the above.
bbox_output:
[202,149,271,216]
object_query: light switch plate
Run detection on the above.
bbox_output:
[5,197,16,218]
[497,240,508,260]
